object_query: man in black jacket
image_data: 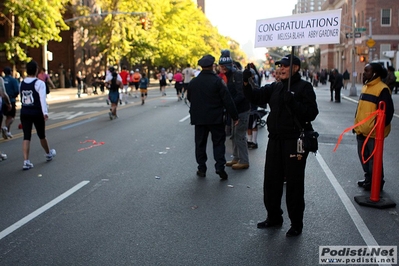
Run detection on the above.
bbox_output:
[219,50,251,170]
[187,55,239,180]
[243,55,319,237]
[332,69,343,102]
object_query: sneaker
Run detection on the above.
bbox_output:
[248,142,258,149]
[46,149,56,161]
[1,126,8,139]
[6,132,13,138]
[109,112,113,120]
[232,163,250,170]
[0,152,7,161]
[23,160,34,170]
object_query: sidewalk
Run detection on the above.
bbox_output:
[46,78,399,114]
[45,78,162,104]
[317,81,399,114]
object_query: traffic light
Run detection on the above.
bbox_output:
[141,17,147,30]
[360,55,367,62]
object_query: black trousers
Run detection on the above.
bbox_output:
[195,124,226,173]
[334,87,341,102]
[263,138,308,229]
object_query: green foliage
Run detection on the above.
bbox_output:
[0,0,69,63]
[70,0,246,69]
[309,47,321,69]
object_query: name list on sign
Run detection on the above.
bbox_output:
[255,9,342,47]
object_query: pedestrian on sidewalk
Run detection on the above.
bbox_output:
[187,54,239,180]
[332,69,343,103]
[394,69,399,94]
[19,60,56,170]
[1,67,19,139]
[343,69,350,90]
[76,71,83,98]
[384,66,396,92]
[243,54,319,237]
[355,63,394,191]
[38,67,55,94]
[328,68,335,101]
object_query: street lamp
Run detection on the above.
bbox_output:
[349,0,357,96]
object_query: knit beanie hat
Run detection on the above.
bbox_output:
[218,49,233,66]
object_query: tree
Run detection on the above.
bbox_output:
[0,0,69,64]
[309,47,321,69]
[69,0,246,72]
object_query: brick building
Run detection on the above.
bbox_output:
[320,0,399,83]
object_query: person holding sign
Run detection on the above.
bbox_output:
[242,54,319,237]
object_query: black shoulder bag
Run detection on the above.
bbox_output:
[293,115,319,154]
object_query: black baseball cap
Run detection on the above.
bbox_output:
[275,54,301,67]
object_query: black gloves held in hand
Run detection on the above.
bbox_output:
[243,69,252,82]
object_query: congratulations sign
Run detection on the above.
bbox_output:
[255,9,342,47]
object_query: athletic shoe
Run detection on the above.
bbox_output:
[46,149,56,161]
[6,132,13,138]
[23,160,34,170]
[248,142,258,149]
[0,152,7,161]
[109,112,113,120]
[1,126,8,139]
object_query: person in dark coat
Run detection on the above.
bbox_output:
[332,69,343,102]
[187,54,239,180]
[243,54,319,237]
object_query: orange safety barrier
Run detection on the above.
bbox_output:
[334,102,385,202]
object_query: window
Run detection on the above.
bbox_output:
[0,51,6,63]
[381,9,391,26]
[0,25,5,38]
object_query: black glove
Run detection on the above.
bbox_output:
[284,91,295,107]
[243,69,252,82]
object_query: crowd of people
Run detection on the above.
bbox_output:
[1,51,397,238]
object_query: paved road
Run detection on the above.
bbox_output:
[0,77,398,266]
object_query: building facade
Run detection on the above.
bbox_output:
[320,0,399,83]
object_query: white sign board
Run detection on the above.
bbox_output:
[255,9,342,48]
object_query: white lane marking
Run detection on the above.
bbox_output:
[0,181,90,240]
[179,115,190,123]
[315,153,386,249]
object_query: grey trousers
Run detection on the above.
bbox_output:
[231,111,250,164]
